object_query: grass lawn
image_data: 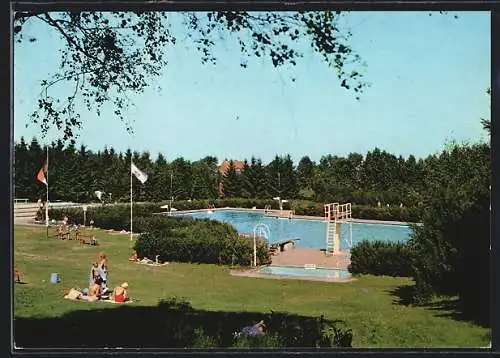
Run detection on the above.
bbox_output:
[14,225,489,348]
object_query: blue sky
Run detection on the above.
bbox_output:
[14,11,490,164]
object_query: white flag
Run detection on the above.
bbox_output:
[131,162,148,184]
[94,190,103,201]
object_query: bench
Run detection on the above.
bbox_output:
[75,228,98,246]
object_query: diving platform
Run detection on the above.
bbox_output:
[324,202,352,257]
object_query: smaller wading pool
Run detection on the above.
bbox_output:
[256,265,352,281]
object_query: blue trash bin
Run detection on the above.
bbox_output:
[50,273,60,284]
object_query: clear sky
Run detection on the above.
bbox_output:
[14,11,490,164]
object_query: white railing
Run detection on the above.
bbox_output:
[324,202,351,221]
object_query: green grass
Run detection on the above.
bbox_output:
[14,226,489,348]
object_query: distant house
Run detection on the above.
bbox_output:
[218,159,246,198]
[218,159,245,175]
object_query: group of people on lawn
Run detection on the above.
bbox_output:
[65,251,130,303]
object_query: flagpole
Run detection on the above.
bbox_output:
[45,145,49,239]
[130,154,133,242]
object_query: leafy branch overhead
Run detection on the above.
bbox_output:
[14,11,369,140]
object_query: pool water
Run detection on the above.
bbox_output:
[182,209,412,249]
[257,265,352,280]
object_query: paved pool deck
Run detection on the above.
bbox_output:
[271,248,351,269]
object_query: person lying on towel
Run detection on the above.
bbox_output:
[140,257,154,264]
[64,285,101,302]
[234,320,266,338]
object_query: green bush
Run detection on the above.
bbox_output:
[351,205,421,223]
[290,200,324,216]
[134,219,271,266]
[348,240,414,277]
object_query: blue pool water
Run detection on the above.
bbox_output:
[258,265,352,280]
[181,210,412,250]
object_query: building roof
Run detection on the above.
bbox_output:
[218,159,245,175]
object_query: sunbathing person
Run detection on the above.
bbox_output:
[128,250,139,262]
[112,282,129,303]
[64,286,100,301]
[88,283,102,299]
[235,320,266,338]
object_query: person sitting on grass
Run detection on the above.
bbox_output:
[128,250,139,262]
[112,282,129,303]
[14,266,24,283]
[88,283,102,299]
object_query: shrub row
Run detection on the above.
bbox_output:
[43,199,422,225]
[39,202,162,230]
[351,205,422,223]
[348,240,414,277]
[134,218,271,266]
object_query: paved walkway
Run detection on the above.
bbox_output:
[271,248,351,269]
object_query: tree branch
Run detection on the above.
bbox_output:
[39,13,106,66]
[39,69,100,98]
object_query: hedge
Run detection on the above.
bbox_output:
[42,199,422,225]
[348,240,414,277]
[134,218,271,266]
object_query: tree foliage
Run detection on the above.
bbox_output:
[15,135,461,211]
[14,10,369,140]
[408,143,490,311]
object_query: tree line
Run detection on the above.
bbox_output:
[13,135,475,209]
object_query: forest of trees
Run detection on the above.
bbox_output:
[14,135,472,209]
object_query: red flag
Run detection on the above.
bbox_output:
[37,162,47,185]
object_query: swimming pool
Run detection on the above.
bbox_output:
[181,209,412,249]
[257,265,352,280]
